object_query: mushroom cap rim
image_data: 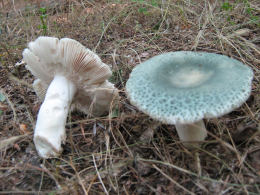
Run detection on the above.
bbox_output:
[126,51,254,124]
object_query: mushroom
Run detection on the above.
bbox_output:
[23,36,118,158]
[126,51,253,146]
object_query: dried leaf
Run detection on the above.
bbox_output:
[15,60,25,67]
[0,103,8,110]
[233,28,250,37]
[233,123,258,144]
[139,123,158,143]
[13,143,21,151]
[136,161,152,176]
[249,150,260,173]
[140,128,154,143]
[93,122,97,135]
[0,135,26,151]
[19,124,30,134]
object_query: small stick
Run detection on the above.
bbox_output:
[92,154,109,195]
[153,164,195,195]
[69,157,88,195]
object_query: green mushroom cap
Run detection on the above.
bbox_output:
[126,51,254,124]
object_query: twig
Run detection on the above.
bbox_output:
[86,175,98,194]
[195,152,202,176]
[69,157,88,195]
[92,154,109,195]
[0,191,49,194]
[94,16,116,52]
[0,88,17,123]
[37,160,45,195]
[38,163,61,190]
[153,164,195,195]
[138,157,255,188]
[0,42,14,62]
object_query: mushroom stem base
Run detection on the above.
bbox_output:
[34,74,76,158]
[175,120,207,147]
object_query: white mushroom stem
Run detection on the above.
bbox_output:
[175,120,207,146]
[34,74,76,158]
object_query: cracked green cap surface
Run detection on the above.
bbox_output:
[126,51,253,124]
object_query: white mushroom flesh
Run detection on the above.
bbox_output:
[34,74,76,158]
[175,120,207,147]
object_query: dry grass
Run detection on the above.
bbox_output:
[0,0,259,194]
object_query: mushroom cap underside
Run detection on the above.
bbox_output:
[23,36,112,86]
[33,79,118,116]
[126,51,254,124]
[23,36,118,116]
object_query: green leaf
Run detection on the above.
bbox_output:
[246,7,253,15]
[0,93,5,102]
[250,15,259,22]
[110,107,119,118]
[151,0,159,7]
[138,7,148,13]
[222,2,232,11]
[39,7,46,14]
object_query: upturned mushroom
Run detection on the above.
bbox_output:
[23,36,118,158]
[126,51,253,146]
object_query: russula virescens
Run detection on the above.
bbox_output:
[126,51,253,146]
[23,36,118,158]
